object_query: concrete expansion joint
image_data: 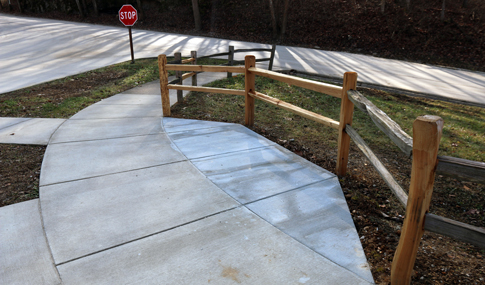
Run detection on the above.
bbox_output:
[38,159,188,187]
[53,206,240,267]
[48,131,165,145]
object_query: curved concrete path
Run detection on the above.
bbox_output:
[1,75,374,284]
[1,14,485,106]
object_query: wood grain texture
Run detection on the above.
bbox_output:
[336,72,357,176]
[167,85,245,96]
[245,56,256,126]
[181,58,196,64]
[348,90,413,157]
[158,54,170,117]
[437,155,485,183]
[391,115,443,285]
[250,91,340,129]
[248,67,342,98]
[345,125,408,206]
[424,213,485,248]
[166,65,245,73]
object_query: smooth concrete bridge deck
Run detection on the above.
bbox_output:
[1,76,374,284]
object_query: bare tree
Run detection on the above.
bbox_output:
[441,0,446,21]
[192,0,202,31]
[136,0,144,20]
[381,0,386,14]
[92,0,98,16]
[268,0,291,42]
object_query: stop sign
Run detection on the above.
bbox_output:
[119,5,137,26]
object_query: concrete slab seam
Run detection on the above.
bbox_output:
[48,131,165,145]
[241,203,372,284]
[54,206,240,267]
[0,118,33,131]
[46,118,69,145]
[36,198,63,283]
[239,176,336,207]
[39,159,187,188]
[69,115,162,120]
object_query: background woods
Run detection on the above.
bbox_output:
[2,0,485,70]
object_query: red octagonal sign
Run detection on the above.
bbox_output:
[119,5,137,26]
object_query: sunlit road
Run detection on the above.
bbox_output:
[1,14,484,106]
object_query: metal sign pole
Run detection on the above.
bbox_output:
[128,26,135,64]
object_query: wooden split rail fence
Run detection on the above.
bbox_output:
[158,53,485,285]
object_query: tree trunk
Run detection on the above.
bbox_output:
[381,0,385,14]
[441,0,446,21]
[279,0,290,42]
[268,0,278,40]
[462,0,467,8]
[17,0,22,13]
[191,0,201,31]
[92,0,98,16]
[406,0,410,11]
[75,0,84,17]
[81,0,87,14]
[136,0,144,20]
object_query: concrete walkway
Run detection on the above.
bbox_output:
[1,14,484,106]
[1,74,374,284]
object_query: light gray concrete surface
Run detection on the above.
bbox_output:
[39,133,186,185]
[167,124,276,159]
[191,145,334,203]
[69,104,162,119]
[97,94,161,105]
[0,118,65,145]
[49,117,163,143]
[1,14,484,106]
[0,200,61,284]
[1,74,374,283]
[57,207,371,284]
[0,117,30,129]
[41,161,239,264]
[247,177,373,282]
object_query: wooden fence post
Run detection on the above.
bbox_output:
[158,54,170,117]
[174,52,183,103]
[336,72,358,176]
[268,43,276,71]
[245,55,256,126]
[191,51,197,86]
[391,115,443,285]
[227,46,234,78]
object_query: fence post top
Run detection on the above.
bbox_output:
[158,54,166,59]
[414,115,444,131]
[245,55,255,60]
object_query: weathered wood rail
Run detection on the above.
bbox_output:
[347,89,485,284]
[158,53,484,285]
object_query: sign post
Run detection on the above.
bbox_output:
[119,5,138,64]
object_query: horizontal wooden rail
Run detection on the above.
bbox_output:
[233,58,272,64]
[166,64,245,73]
[348,90,413,157]
[424,213,485,248]
[249,67,342,98]
[437,155,485,183]
[197,52,230,59]
[345,124,408,207]
[234,48,272,53]
[181,58,196,64]
[181,72,197,81]
[248,91,340,129]
[167,59,181,64]
[167,85,245,96]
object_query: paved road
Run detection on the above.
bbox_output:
[1,14,485,106]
